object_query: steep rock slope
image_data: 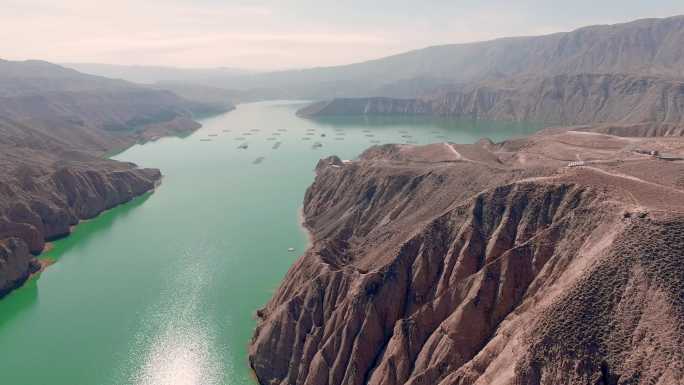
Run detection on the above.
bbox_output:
[250,133,684,385]
[298,74,684,131]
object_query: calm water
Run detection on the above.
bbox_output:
[0,101,543,385]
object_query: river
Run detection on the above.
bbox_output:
[0,101,543,385]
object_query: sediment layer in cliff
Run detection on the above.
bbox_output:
[250,132,684,385]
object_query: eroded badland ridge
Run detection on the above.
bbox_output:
[250,131,684,385]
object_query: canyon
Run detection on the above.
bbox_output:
[2,12,684,385]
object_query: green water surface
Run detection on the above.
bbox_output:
[0,101,543,385]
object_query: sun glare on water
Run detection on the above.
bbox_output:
[133,322,223,385]
[128,244,226,385]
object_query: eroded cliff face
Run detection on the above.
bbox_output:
[0,147,161,297]
[250,134,684,385]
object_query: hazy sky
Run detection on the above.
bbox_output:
[3,0,683,70]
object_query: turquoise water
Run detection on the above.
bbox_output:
[0,101,543,385]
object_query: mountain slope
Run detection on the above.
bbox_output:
[0,59,234,153]
[239,15,684,98]
[63,16,684,100]
[250,133,684,385]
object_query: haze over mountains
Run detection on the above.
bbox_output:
[64,63,252,87]
[66,15,684,100]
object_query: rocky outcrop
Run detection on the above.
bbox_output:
[298,74,684,131]
[250,134,684,385]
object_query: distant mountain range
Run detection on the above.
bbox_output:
[63,63,253,85]
[298,73,684,130]
[65,15,684,100]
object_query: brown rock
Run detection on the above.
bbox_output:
[250,134,684,385]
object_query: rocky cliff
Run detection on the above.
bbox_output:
[298,74,684,133]
[250,132,684,385]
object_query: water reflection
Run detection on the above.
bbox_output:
[128,244,225,385]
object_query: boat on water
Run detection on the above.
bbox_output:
[288,247,295,252]
[208,134,219,137]
[238,143,249,149]
[253,157,265,164]
[312,142,323,149]
[200,138,212,142]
